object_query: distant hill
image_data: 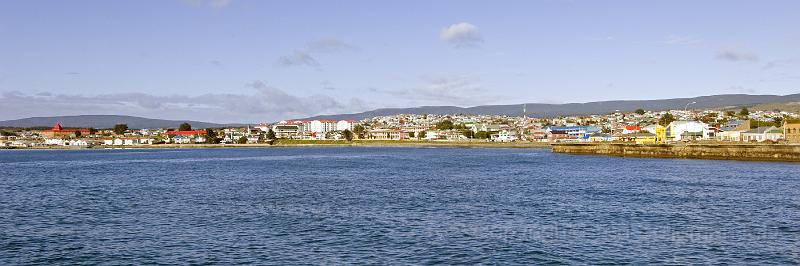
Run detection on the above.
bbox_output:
[0,115,236,129]
[304,93,800,120]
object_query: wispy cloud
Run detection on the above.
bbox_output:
[276,38,357,69]
[378,75,500,106]
[728,85,756,94]
[276,51,320,68]
[664,34,700,45]
[0,82,368,122]
[182,0,232,9]
[439,22,483,48]
[763,57,800,69]
[715,48,759,63]
[306,38,359,53]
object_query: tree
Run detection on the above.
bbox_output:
[773,116,784,127]
[658,113,676,126]
[739,107,750,117]
[634,108,646,115]
[408,132,415,138]
[178,123,192,131]
[236,136,248,144]
[725,110,736,117]
[113,124,128,135]
[342,129,354,141]
[462,129,474,138]
[436,120,455,130]
[74,131,81,138]
[353,124,366,138]
[266,129,276,140]
[475,131,490,139]
[204,129,220,144]
[418,131,427,139]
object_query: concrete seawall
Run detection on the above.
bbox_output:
[551,143,800,162]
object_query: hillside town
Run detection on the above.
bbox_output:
[2,107,800,148]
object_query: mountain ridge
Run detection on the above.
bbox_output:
[302,93,800,120]
[0,115,238,129]
[3,94,800,128]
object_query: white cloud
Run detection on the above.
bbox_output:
[439,22,483,48]
[715,48,759,63]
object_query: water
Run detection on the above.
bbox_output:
[1,147,798,264]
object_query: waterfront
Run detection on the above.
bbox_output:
[1,148,799,264]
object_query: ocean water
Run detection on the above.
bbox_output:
[1,147,798,264]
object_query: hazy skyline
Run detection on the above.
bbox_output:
[1,0,799,123]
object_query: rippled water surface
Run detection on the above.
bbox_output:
[1,147,799,264]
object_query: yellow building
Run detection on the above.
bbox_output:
[785,122,800,143]
[617,132,658,144]
[653,125,666,143]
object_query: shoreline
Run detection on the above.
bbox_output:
[2,140,554,150]
[6,141,799,163]
[552,143,800,162]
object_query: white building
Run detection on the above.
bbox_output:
[308,120,338,133]
[666,121,712,141]
[336,120,355,131]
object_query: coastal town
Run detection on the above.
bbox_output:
[2,106,799,149]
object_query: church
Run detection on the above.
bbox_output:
[40,123,91,138]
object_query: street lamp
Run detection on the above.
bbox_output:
[684,101,697,112]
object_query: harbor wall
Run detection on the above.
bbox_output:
[551,143,800,162]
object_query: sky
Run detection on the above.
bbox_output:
[1,0,799,123]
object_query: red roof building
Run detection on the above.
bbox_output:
[165,130,206,136]
[40,123,91,138]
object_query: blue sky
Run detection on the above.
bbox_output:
[1,0,799,123]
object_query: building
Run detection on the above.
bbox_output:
[741,126,782,142]
[366,129,406,140]
[492,129,518,142]
[165,130,207,144]
[616,132,658,144]
[308,120,338,134]
[336,120,355,131]
[40,123,91,139]
[546,126,600,140]
[588,132,613,142]
[717,120,750,142]
[785,122,800,143]
[666,121,711,141]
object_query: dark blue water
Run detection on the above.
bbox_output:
[1,147,798,264]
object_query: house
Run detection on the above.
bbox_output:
[717,119,750,142]
[666,121,711,141]
[165,130,207,144]
[492,129,517,142]
[547,130,573,142]
[621,125,641,134]
[588,133,613,142]
[43,138,65,145]
[741,126,782,142]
